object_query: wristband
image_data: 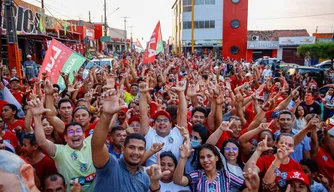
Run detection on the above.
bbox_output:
[272,162,280,169]
[261,106,268,112]
[150,184,161,192]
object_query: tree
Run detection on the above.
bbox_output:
[297,41,334,67]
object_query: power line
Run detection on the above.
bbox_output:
[251,12,334,20]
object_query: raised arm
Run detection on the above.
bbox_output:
[323,125,334,159]
[28,99,57,157]
[173,142,194,186]
[275,86,300,111]
[239,123,269,156]
[293,115,317,147]
[92,90,126,168]
[187,83,199,108]
[173,80,187,128]
[206,121,234,145]
[44,80,65,133]
[139,82,151,136]
[24,108,33,133]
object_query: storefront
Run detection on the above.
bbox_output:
[182,40,222,58]
[278,36,315,65]
[246,41,279,61]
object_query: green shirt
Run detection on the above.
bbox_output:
[52,136,96,191]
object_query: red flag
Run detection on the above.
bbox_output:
[143,21,161,64]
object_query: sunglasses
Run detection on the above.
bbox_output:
[156,119,169,123]
[67,129,83,136]
[224,147,238,152]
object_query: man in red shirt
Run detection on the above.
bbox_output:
[21,133,58,182]
[8,77,24,103]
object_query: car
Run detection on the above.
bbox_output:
[319,84,334,97]
[314,60,332,71]
[285,66,325,87]
[254,58,284,67]
[88,57,114,69]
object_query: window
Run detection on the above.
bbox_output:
[230,46,239,54]
[209,20,215,28]
[183,6,192,12]
[230,19,240,29]
[195,0,204,5]
[183,0,192,6]
[183,21,192,29]
[198,21,204,28]
[194,21,199,28]
[205,0,215,4]
[204,21,210,28]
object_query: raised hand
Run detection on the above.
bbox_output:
[257,123,270,131]
[67,83,78,93]
[256,135,273,152]
[305,115,319,131]
[103,73,115,89]
[146,152,170,182]
[70,178,82,192]
[243,161,260,192]
[187,83,197,97]
[291,86,300,97]
[139,82,152,93]
[175,125,190,140]
[172,79,187,93]
[28,98,51,116]
[59,71,69,81]
[218,120,234,133]
[276,146,294,160]
[150,143,165,154]
[102,89,127,116]
[43,80,56,95]
[179,142,194,159]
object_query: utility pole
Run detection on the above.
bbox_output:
[41,0,44,9]
[89,11,91,23]
[104,0,108,36]
[122,17,128,51]
[191,0,195,54]
[129,26,133,50]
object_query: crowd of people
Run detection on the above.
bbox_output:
[0,51,334,192]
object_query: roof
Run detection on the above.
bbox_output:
[248,29,310,41]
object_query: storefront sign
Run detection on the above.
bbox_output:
[279,36,315,46]
[85,28,95,40]
[247,41,279,50]
[317,38,333,42]
[1,0,45,35]
[183,40,222,46]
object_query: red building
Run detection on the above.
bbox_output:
[222,0,248,60]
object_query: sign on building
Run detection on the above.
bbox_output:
[279,36,315,46]
[247,41,279,50]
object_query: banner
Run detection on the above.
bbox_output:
[143,21,163,64]
[38,39,86,90]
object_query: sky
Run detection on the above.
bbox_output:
[23,0,334,42]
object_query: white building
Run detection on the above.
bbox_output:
[172,0,222,55]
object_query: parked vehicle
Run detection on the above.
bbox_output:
[254,58,284,67]
[314,60,332,71]
[285,66,325,87]
[87,57,114,69]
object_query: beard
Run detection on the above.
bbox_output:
[124,157,140,167]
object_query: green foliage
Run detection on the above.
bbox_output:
[297,41,334,60]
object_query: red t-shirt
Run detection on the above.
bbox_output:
[6,119,25,132]
[84,121,98,137]
[33,155,58,182]
[2,130,20,154]
[215,122,250,149]
[313,147,334,186]
[10,90,24,103]
[257,155,303,188]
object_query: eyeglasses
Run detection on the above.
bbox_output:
[224,147,238,152]
[130,124,140,128]
[156,119,169,123]
[67,129,83,136]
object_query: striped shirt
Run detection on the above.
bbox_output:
[186,169,244,192]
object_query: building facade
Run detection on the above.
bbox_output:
[172,0,223,57]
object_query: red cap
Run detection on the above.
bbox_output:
[120,108,128,113]
[286,171,310,187]
[128,116,140,125]
[154,110,171,122]
[29,78,35,83]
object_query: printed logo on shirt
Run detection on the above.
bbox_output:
[89,129,94,136]
[322,156,328,161]
[70,152,78,161]
[275,169,288,188]
[80,164,88,173]
[168,136,174,144]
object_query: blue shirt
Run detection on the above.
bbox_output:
[310,181,328,192]
[108,145,123,160]
[95,155,150,192]
[274,129,311,163]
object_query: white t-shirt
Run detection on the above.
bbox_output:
[262,69,272,78]
[160,181,190,192]
[145,127,184,166]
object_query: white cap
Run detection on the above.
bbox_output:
[27,54,32,58]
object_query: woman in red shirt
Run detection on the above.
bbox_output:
[1,104,24,143]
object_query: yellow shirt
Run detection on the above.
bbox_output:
[124,91,134,104]
[52,136,95,192]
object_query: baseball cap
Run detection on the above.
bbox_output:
[128,116,140,125]
[120,108,128,114]
[271,111,280,119]
[154,110,171,122]
[9,77,20,83]
[27,54,32,58]
[29,78,35,83]
[286,171,310,187]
